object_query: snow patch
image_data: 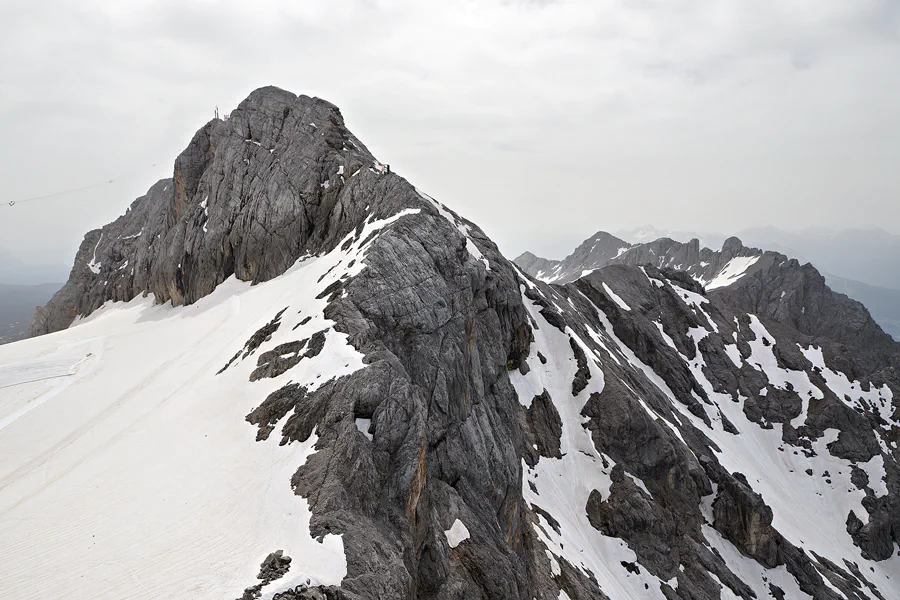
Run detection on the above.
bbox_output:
[704,256,761,290]
[602,282,630,311]
[860,453,888,497]
[625,472,651,497]
[444,519,470,548]
[87,233,103,274]
[724,344,742,368]
[355,418,373,441]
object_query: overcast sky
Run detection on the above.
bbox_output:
[1,0,898,268]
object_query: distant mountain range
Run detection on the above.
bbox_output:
[824,274,900,340]
[0,248,66,343]
[615,226,900,292]
[518,229,900,342]
[609,227,900,341]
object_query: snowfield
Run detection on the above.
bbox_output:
[701,256,760,290]
[0,210,420,600]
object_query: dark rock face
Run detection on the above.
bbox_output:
[570,337,591,396]
[250,339,310,381]
[712,259,899,369]
[523,390,563,466]
[33,86,900,599]
[34,86,545,598]
[712,474,779,568]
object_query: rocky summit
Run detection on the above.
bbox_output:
[3,86,900,600]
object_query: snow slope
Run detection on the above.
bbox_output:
[700,256,761,290]
[0,209,420,600]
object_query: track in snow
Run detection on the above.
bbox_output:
[0,354,89,390]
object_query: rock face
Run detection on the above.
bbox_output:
[28,86,900,599]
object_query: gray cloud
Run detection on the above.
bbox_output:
[1,0,898,267]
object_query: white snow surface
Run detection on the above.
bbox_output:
[201,196,210,233]
[602,282,631,311]
[624,472,651,497]
[355,417,373,441]
[723,344,743,368]
[0,352,89,391]
[0,208,422,599]
[87,232,103,274]
[703,255,760,290]
[444,519,470,548]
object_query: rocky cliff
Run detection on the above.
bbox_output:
[24,86,900,600]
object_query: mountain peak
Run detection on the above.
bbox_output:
[722,235,744,253]
[31,87,401,335]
